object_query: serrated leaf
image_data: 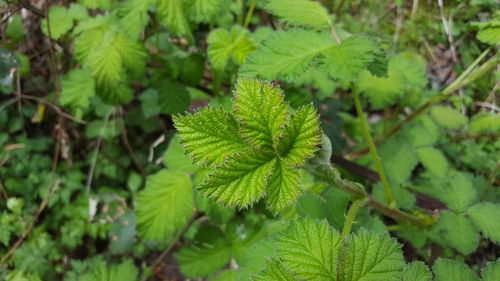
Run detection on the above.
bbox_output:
[435,211,479,255]
[416,147,449,177]
[208,26,255,70]
[469,113,500,134]
[265,160,300,213]
[402,261,432,281]
[433,259,480,281]
[253,260,299,281]
[438,171,476,212]
[41,6,74,39]
[379,137,418,184]
[466,203,500,243]
[319,36,376,81]
[60,68,95,109]
[278,104,321,166]
[277,219,341,280]
[156,0,192,38]
[340,231,405,281]
[265,0,331,29]
[186,0,221,23]
[199,150,276,208]
[136,170,194,240]
[80,259,138,281]
[118,0,150,40]
[233,78,288,149]
[68,4,89,21]
[241,29,335,81]
[482,260,500,281]
[173,108,251,166]
[153,79,191,114]
[177,240,231,278]
[430,106,468,129]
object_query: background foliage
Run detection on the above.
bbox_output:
[0,0,499,280]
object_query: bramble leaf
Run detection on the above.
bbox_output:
[416,147,449,177]
[60,68,95,109]
[241,29,334,81]
[233,78,288,149]
[435,211,479,255]
[277,219,341,279]
[208,26,255,70]
[177,240,232,278]
[41,6,74,39]
[433,259,480,281]
[265,160,300,213]
[402,261,432,281]
[174,107,251,167]
[466,203,500,243]
[186,0,221,23]
[319,36,376,81]
[482,260,500,281]
[254,260,299,281]
[156,0,192,38]
[136,170,194,240]
[265,0,331,29]
[430,106,468,130]
[198,150,276,208]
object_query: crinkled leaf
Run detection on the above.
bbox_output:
[136,170,194,240]
[265,0,331,29]
[199,150,276,208]
[438,171,476,212]
[233,78,288,149]
[156,0,192,38]
[265,160,300,213]
[254,260,299,281]
[241,29,335,81]
[186,0,221,23]
[467,203,500,243]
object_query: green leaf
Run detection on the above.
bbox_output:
[416,147,449,177]
[265,160,300,213]
[233,78,288,149]
[466,203,500,243]
[379,137,418,184]
[241,29,335,81]
[139,88,161,118]
[319,36,376,81]
[186,0,221,23]
[136,170,194,240]
[265,0,331,29]
[153,79,191,114]
[472,19,500,45]
[78,0,114,10]
[207,26,255,70]
[156,0,192,38]
[430,106,468,129]
[402,261,432,281]
[68,4,89,21]
[340,231,405,281]
[118,0,150,40]
[177,239,231,278]
[164,134,198,173]
[435,211,479,255]
[41,6,74,39]
[277,219,341,280]
[433,259,480,281]
[173,107,251,166]
[6,14,25,42]
[198,150,276,208]
[60,68,95,109]
[438,171,476,212]
[278,105,321,166]
[80,259,138,281]
[482,260,500,281]
[469,113,500,134]
[253,260,299,281]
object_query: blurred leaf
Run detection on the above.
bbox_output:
[467,202,500,243]
[430,106,468,130]
[41,6,74,39]
[433,259,480,281]
[435,211,479,255]
[6,14,25,42]
[208,26,255,70]
[60,68,95,109]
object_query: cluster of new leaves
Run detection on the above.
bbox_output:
[255,219,500,281]
[174,77,322,213]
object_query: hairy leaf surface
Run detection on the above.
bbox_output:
[265,0,331,29]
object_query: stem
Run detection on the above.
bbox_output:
[351,83,395,207]
[243,0,257,28]
[347,49,498,160]
[341,198,367,238]
[328,21,342,45]
[307,163,433,226]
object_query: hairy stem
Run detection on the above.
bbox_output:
[351,83,395,207]
[307,163,433,226]
[348,49,498,160]
[341,198,367,239]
